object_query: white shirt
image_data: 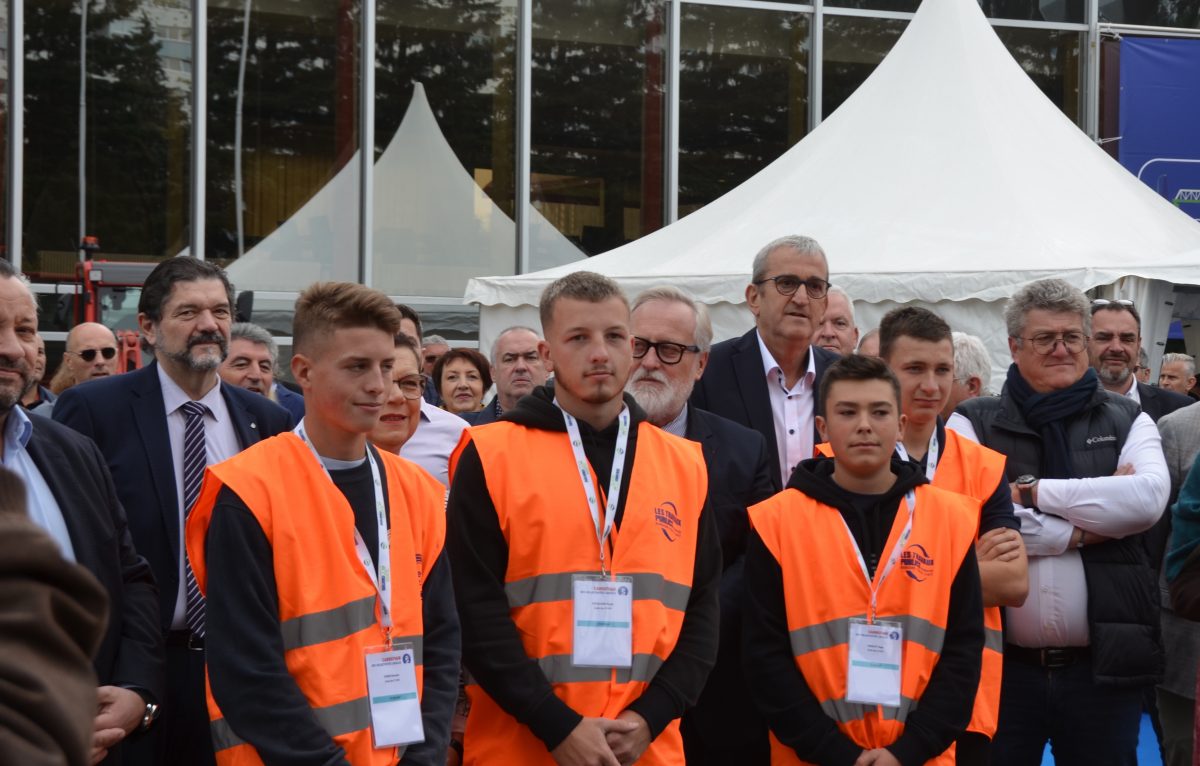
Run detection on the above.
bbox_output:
[159,365,241,630]
[400,400,468,487]
[947,409,1168,647]
[757,330,817,486]
[1124,379,1141,404]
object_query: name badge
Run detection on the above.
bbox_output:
[846,619,903,707]
[572,575,633,668]
[365,644,425,749]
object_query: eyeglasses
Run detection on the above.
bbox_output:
[632,336,700,365]
[393,374,426,400]
[753,274,831,300]
[1016,332,1089,355]
[68,347,118,362]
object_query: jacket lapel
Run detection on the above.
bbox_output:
[730,331,777,464]
[25,426,98,573]
[221,386,261,449]
[129,365,182,568]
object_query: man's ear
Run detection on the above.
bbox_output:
[816,414,828,443]
[967,376,983,397]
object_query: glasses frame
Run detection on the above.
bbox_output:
[68,347,119,362]
[1015,332,1090,355]
[393,374,426,400]
[753,274,832,300]
[632,336,701,365]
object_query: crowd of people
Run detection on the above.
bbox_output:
[5,234,1200,766]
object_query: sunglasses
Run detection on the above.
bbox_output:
[69,347,118,362]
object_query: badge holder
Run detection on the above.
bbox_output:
[846,618,904,708]
[365,642,425,750]
[572,574,634,669]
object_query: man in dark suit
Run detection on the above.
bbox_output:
[1089,299,1192,423]
[467,326,548,426]
[0,260,162,765]
[626,286,777,765]
[691,235,839,487]
[56,257,292,766]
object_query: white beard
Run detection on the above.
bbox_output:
[626,368,690,426]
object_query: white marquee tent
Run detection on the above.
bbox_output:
[465,0,1200,388]
[228,84,584,299]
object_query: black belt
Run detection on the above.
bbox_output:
[1004,644,1088,668]
[166,630,205,651]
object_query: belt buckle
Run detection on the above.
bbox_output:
[1040,648,1071,668]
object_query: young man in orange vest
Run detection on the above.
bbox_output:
[447,271,721,766]
[875,307,1027,765]
[744,354,984,765]
[186,282,461,765]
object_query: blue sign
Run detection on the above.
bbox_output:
[1119,37,1200,222]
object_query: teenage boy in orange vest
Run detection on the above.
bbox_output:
[186,282,460,765]
[447,271,721,766]
[744,354,984,766]
[875,307,1027,765]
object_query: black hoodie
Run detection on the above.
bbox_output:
[743,456,983,766]
[446,385,721,752]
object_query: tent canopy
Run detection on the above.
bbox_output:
[466,0,1200,385]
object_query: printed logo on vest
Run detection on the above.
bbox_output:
[900,544,935,582]
[1085,434,1117,446]
[655,501,683,542]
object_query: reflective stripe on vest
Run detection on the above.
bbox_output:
[789,614,947,658]
[211,695,372,752]
[505,570,691,612]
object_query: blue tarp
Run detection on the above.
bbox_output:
[1119,37,1200,222]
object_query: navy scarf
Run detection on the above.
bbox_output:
[1005,364,1100,479]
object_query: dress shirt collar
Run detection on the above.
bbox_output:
[3,405,33,456]
[158,363,225,418]
[756,329,816,390]
[661,404,689,438]
[1123,378,1140,404]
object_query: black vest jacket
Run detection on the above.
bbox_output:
[959,384,1162,686]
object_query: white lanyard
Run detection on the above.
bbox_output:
[836,490,917,622]
[294,420,393,634]
[556,401,631,577]
[896,428,939,482]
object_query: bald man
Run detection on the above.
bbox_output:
[64,323,121,385]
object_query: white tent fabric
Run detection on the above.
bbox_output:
[227,84,584,298]
[465,0,1200,389]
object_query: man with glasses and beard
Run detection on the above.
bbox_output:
[626,286,776,765]
[691,235,840,488]
[56,257,292,766]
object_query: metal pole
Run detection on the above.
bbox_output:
[665,0,680,224]
[234,0,252,259]
[515,0,532,274]
[191,0,208,259]
[1085,0,1099,140]
[810,0,824,130]
[359,0,375,286]
[79,0,88,261]
[7,0,24,271]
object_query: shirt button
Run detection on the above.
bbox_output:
[789,429,795,435]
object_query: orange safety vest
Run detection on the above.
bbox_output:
[453,421,708,766]
[186,434,447,766]
[749,483,980,765]
[816,431,1007,737]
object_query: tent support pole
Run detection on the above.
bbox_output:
[516,0,532,275]
[810,0,824,129]
[1085,0,1099,140]
[359,0,376,286]
[665,0,680,225]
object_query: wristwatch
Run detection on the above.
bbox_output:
[1015,474,1038,509]
[138,701,160,732]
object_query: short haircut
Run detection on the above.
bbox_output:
[1138,348,1149,368]
[393,333,422,366]
[825,286,856,325]
[0,259,16,280]
[1090,300,1142,331]
[432,348,493,395]
[138,257,234,323]
[395,304,422,340]
[818,354,902,417]
[857,327,879,353]
[66,323,119,350]
[878,306,951,361]
[539,271,628,332]
[230,322,278,365]
[751,235,827,283]
[422,334,449,347]
[1163,352,1196,378]
[951,331,992,388]
[630,286,714,353]
[293,282,402,355]
[1004,278,1090,339]
[491,326,542,364]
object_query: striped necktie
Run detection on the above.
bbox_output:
[181,400,208,638]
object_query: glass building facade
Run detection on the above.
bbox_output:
[2,0,1194,345]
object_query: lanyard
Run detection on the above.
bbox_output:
[555,400,631,577]
[294,420,393,634]
[895,428,939,482]
[836,490,917,622]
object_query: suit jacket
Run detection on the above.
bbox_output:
[463,398,502,426]
[53,363,293,632]
[1138,381,1194,424]
[25,413,164,700]
[273,383,306,423]
[680,405,777,764]
[690,328,839,485]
